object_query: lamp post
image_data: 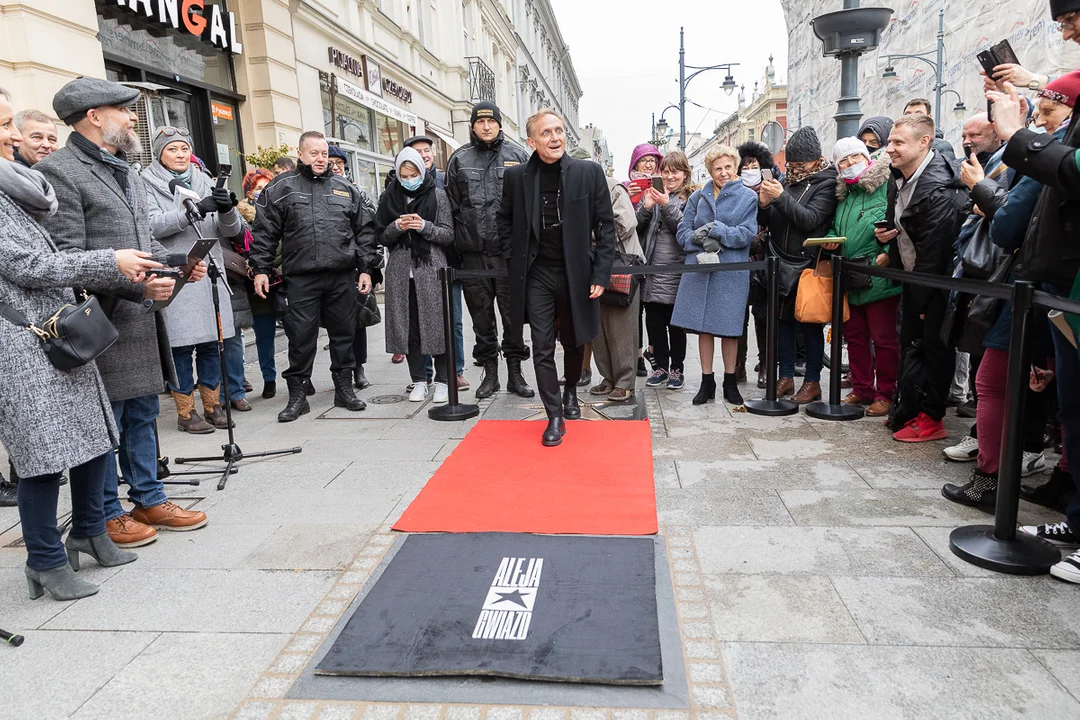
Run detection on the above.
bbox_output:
[881,8,949,121]
[652,104,679,146]
[677,26,739,150]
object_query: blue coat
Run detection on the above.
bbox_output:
[671,179,757,337]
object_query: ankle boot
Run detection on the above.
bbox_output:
[278,383,310,423]
[198,386,233,429]
[25,563,98,601]
[942,467,998,510]
[792,381,822,404]
[171,391,214,434]
[542,414,567,447]
[262,380,277,399]
[304,378,317,396]
[354,364,371,390]
[506,359,535,398]
[722,373,743,405]
[333,371,367,411]
[475,361,500,399]
[563,385,581,420]
[66,533,137,570]
[1021,467,1075,510]
[693,373,716,405]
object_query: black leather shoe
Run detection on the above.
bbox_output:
[1020,467,1074,510]
[0,479,16,508]
[542,416,567,447]
[261,381,277,399]
[563,386,581,420]
[354,364,371,390]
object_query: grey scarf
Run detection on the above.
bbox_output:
[70,131,136,207]
[0,158,57,221]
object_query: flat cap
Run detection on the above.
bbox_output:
[52,77,140,125]
[403,135,435,148]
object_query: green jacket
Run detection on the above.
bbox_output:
[827,157,901,306]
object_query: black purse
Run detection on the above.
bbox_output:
[754,246,813,297]
[600,251,644,308]
[356,290,382,327]
[0,292,118,370]
[844,256,875,290]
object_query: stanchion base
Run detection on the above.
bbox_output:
[429,403,480,422]
[743,398,800,417]
[805,401,864,421]
[949,524,1061,575]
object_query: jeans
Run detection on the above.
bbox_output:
[422,279,466,378]
[252,312,278,383]
[169,342,221,395]
[221,332,246,402]
[103,395,168,521]
[19,451,111,570]
[779,319,824,382]
[843,295,900,403]
[644,301,686,372]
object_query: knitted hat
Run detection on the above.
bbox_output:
[471,101,502,127]
[1050,0,1080,20]
[152,126,193,161]
[1039,70,1080,108]
[832,137,870,164]
[568,146,592,160]
[784,127,822,163]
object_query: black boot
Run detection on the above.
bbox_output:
[354,364,371,390]
[262,380,277,399]
[1021,467,1075,510]
[942,467,998,510]
[506,359,535,398]
[0,474,15,508]
[542,414,567,447]
[333,371,367,411]
[692,373,716,406]
[475,361,500,399]
[304,379,316,396]
[722,372,743,405]
[563,385,581,420]
[278,383,310,423]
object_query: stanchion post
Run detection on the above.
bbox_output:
[745,254,799,417]
[429,267,480,421]
[949,280,1060,573]
[806,256,863,421]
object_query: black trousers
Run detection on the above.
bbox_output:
[353,325,367,366]
[900,288,955,421]
[461,252,529,364]
[283,269,357,385]
[644,301,686,372]
[406,280,448,384]
[526,263,583,417]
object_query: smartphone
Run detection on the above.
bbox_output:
[963,143,974,159]
[873,220,893,230]
[976,49,999,79]
[761,167,774,182]
[651,175,664,192]
[629,177,651,195]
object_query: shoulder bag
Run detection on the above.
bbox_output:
[601,251,644,307]
[794,254,850,324]
[0,291,118,370]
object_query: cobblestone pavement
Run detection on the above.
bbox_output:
[2,321,1078,719]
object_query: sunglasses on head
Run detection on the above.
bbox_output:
[154,126,189,139]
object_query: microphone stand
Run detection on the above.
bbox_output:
[167,205,302,490]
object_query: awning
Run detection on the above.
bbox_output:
[428,124,462,151]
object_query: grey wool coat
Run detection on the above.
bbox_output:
[142,161,238,346]
[379,190,454,355]
[0,190,120,477]
[37,137,178,401]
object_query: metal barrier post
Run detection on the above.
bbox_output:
[949,280,1060,573]
[806,256,863,421]
[429,267,480,421]
[745,255,799,416]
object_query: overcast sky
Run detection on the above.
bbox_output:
[547,0,788,178]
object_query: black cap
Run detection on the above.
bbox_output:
[1051,0,1080,18]
[470,101,502,127]
[404,135,435,148]
[328,145,348,160]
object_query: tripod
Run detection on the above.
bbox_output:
[169,213,301,489]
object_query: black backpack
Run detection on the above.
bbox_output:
[888,340,928,431]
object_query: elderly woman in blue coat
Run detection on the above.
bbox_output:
[672,145,758,406]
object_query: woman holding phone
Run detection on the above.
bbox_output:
[625,143,664,207]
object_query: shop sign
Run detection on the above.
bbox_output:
[210,101,233,121]
[382,77,413,104]
[362,56,383,97]
[328,47,363,78]
[335,76,419,130]
[107,0,243,55]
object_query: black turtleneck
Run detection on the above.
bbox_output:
[297,159,333,180]
[536,155,563,265]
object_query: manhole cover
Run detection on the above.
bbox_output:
[368,394,408,405]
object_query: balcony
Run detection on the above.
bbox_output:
[466,56,497,104]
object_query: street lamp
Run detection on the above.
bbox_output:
[881,8,951,121]
[652,104,678,147]
[677,26,739,150]
[941,89,967,120]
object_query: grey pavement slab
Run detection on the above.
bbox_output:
[723,642,1080,719]
[694,526,952,577]
[651,435,757,461]
[241,524,373,570]
[71,632,289,720]
[673,459,870,490]
[657,487,794,526]
[779,488,999,526]
[0,565,122,631]
[111,522,282,569]
[204,478,408,525]
[848,457,974,489]
[910,526,1004,578]
[1029,650,1080,704]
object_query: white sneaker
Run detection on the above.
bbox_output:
[1050,550,1080,584]
[942,435,978,462]
[432,382,449,404]
[409,383,428,402]
[1021,451,1047,477]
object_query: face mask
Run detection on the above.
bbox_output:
[252,189,261,201]
[401,176,422,192]
[741,169,762,187]
[841,161,868,184]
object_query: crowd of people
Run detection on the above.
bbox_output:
[1,0,1080,599]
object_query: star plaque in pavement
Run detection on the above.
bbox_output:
[493,589,532,608]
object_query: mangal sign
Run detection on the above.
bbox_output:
[104,0,244,55]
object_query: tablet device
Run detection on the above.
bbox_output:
[804,236,846,247]
[145,237,218,312]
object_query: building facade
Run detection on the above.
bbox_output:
[577,124,613,176]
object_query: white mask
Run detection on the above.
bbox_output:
[741,169,762,187]
[840,161,868,183]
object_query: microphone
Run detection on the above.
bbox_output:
[169,178,204,222]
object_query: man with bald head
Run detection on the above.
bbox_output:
[961,112,1003,167]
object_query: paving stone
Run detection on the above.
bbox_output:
[361,704,403,720]
[651,436,757,461]
[404,704,442,720]
[694,526,952,577]
[235,701,278,720]
[691,686,732,709]
[678,602,710,619]
[705,575,864,644]
[278,702,320,720]
[287,633,324,653]
[684,639,721,659]
[272,653,314,674]
[1029,650,1080,702]
[723,643,1080,719]
[653,711,690,720]
[444,706,484,720]
[527,709,566,720]
[317,705,361,720]
[609,711,647,720]
[569,709,607,720]
[241,524,373,571]
[778,488,994,526]
[910,526,1002,578]
[848,458,973,489]
[109,522,281,569]
[487,708,524,720]
[680,620,714,639]
[657,487,794,526]
[674,459,869,490]
[688,662,726,684]
[250,675,293,699]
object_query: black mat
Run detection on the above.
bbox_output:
[315,533,662,685]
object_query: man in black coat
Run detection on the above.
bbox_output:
[498,109,616,446]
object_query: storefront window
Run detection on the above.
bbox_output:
[354,158,378,199]
[377,115,405,157]
[98,16,234,90]
[376,162,395,195]
[210,99,245,198]
[321,88,374,151]
[149,94,194,135]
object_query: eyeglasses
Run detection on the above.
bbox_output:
[154,126,189,139]
[1053,11,1077,31]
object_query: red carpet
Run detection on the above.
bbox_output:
[392,420,657,535]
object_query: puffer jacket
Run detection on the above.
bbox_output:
[249,162,378,276]
[765,164,839,260]
[828,157,900,306]
[445,130,528,256]
[636,194,687,304]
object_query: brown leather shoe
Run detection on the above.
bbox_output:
[843,392,869,406]
[776,377,795,397]
[608,387,634,402]
[590,380,614,396]
[106,514,157,548]
[792,381,822,404]
[132,501,208,532]
[231,398,252,412]
[866,400,891,417]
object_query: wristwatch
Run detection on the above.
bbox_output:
[1028,76,1045,91]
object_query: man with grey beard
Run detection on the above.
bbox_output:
[37,77,211,549]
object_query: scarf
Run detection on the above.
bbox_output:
[168,164,194,186]
[786,157,829,186]
[0,157,58,220]
[375,169,439,265]
[70,131,136,207]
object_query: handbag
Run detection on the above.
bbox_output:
[888,340,928,431]
[600,250,644,307]
[845,256,874,290]
[954,251,1017,355]
[794,257,850,324]
[960,220,1004,281]
[753,246,813,297]
[0,291,118,370]
[356,290,381,327]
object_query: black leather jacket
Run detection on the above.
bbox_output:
[250,162,378,276]
[446,130,529,256]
